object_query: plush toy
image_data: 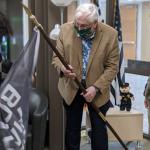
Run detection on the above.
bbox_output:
[120,83,134,111]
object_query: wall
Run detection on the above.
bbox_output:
[67,1,77,22]
[141,2,150,61]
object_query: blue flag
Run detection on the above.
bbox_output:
[0,28,40,150]
[110,0,125,106]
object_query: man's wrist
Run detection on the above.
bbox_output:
[93,85,100,94]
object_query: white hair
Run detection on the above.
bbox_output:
[74,3,99,23]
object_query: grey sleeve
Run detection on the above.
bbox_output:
[145,76,150,100]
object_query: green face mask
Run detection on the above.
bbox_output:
[75,26,95,40]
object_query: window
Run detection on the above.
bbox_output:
[120,0,150,135]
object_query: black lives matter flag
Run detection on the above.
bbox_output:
[0,28,40,150]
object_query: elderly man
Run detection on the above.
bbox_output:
[52,3,119,150]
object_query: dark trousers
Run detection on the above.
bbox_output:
[63,90,111,150]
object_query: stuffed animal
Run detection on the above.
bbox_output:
[120,83,134,111]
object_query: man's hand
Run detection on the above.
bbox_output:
[144,99,149,108]
[61,65,76,79]
[81,86,97,102]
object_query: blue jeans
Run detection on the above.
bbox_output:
[63,90,111,150]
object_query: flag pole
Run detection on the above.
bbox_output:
[22,3,128,150]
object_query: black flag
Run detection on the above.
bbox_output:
[0,28,40,150]
[110,0,125,106]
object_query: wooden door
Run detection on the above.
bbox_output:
[120,4,137,60]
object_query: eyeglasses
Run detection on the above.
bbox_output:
[74,21,92,30]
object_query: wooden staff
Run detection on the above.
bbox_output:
[22,3,128,150]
